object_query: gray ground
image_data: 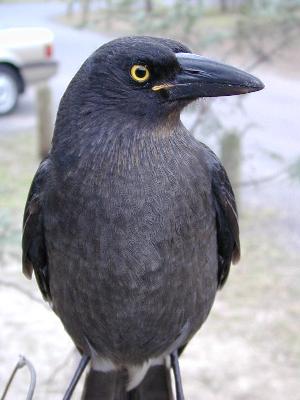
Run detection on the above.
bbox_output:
[0,2,299,400]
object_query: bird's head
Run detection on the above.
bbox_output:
[57,36,264,132]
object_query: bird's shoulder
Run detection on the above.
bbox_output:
[22,157,52,301]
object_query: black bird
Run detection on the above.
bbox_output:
[22,36,264,400]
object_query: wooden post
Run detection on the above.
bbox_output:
[36,84,53,159]
[220,129,242,208]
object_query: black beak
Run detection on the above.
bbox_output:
[164,53,264,101]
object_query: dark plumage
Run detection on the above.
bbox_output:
[22,36,263,399]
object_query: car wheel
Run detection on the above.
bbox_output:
[0,65,19,115]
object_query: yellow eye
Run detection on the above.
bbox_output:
[130,65,150,83]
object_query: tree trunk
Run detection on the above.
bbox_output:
[145,0,153,14]
[220,0,229,12]
[66,0,76,17]
[80,0,91,26]
[104,0,113,30]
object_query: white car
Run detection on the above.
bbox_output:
[0,27,58,115]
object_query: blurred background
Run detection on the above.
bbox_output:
[0,0,299,399]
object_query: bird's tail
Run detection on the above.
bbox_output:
[81,365,173,400]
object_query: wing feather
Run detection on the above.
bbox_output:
[22,159,51,301]
[210,153,240,288]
